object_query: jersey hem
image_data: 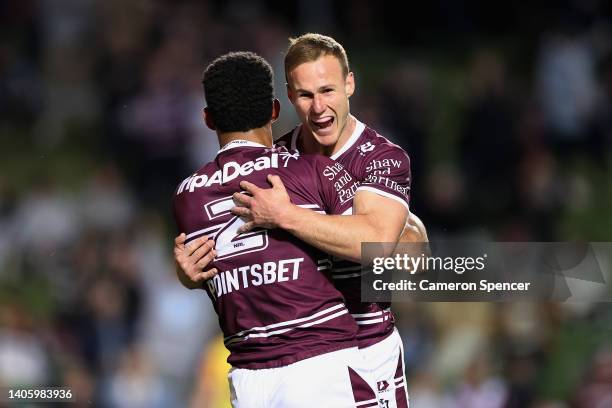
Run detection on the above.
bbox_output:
[356,324,396,349]
[356,186,410,211]
[229,340,358,370]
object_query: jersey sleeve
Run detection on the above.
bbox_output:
[313,155,357,215]
[357,144,411,211]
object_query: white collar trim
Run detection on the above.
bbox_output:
[330,119,366,160]
[217,140,267,155]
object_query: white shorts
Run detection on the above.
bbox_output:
[228,347,379,408]
[357,328,409,408]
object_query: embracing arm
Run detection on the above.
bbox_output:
[282,191,406,262]
[232,176,407,262]
[400,211,428,243]
[280,194,431,260]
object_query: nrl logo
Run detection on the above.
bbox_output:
[357,141,375,155]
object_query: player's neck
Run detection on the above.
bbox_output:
[218,127,273,149]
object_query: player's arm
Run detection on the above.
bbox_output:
[173,233,218,289]
[396,212,430,273]
[400,211,428,243]
[232,175,407,262]
[287,189,408,261]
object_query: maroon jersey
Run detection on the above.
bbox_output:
[173,140,359,369]
[276,120,411,348]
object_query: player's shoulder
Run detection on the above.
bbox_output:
[174,161,215,196]
[272,145,335,171]
[361,126,408,154]
[353,126,410,162]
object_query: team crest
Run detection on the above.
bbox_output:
[357,141,375,155]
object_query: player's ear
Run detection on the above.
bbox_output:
[271,99,281,122]
[345,72,355,98]
[203,107,216,130]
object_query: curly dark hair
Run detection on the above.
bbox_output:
[203,51,274,133]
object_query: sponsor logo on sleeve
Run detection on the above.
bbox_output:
[323,163,359,204]
[364,158,410,198]
[365,158,402,174]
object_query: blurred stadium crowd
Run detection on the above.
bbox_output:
[1,0,612,407]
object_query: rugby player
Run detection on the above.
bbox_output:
[175,35,428,407]
[174,51,378,407]
[233,34,426,408]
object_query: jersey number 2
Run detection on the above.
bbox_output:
[204,197,268,260]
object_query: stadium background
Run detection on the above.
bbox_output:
[1,0,612,406]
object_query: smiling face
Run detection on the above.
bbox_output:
[286,54,355,155]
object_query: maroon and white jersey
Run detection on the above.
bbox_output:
[173,140,359,369]
[276,120,411,348]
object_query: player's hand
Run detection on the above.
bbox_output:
[231,174,292,233]
[174,233,218,287]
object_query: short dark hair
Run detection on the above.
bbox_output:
[203,51,274,133]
